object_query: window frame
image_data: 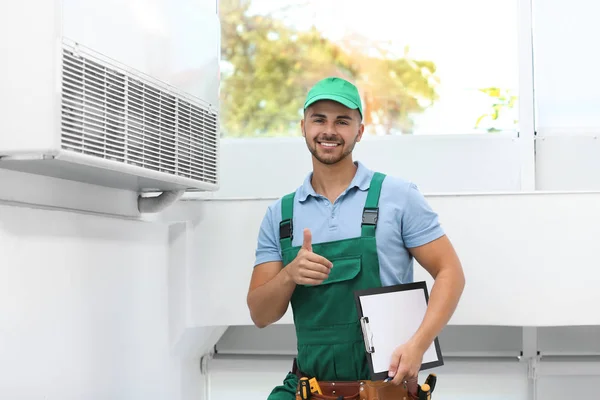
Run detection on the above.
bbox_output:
[198,0,539,199]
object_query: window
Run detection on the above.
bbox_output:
[531,0,600,191]
[532,0,600,131]
[218,0,520,137]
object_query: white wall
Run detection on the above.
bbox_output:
[0,202,171,399]
[209,355,531,400]
[199,134,524,199]
[0,168,214,400]
[185,191,600,328]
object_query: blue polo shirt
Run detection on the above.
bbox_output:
[253,161,445,286]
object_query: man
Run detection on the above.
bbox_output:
[247,77,465,399]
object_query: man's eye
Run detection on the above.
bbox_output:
[337,120,348,125]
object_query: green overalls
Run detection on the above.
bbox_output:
[267,172,386,400]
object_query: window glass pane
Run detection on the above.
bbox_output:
[219,0,519,137]
[533,0,600,132]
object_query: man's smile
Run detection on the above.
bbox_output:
[319,142,339,148]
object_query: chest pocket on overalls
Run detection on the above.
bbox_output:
[313,255,362,286]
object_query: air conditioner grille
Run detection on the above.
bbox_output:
[60,44,218,185]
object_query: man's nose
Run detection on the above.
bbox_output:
[324,121,337,134]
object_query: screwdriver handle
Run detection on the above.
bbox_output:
[425,374,437,392]
[418,383,431,400]
[299,377,311,399]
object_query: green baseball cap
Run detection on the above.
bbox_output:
[304,77,363,118]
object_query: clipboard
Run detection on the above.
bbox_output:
[354,281,444,380]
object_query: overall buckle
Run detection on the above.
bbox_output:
[362,208,379,225]
[279,219,293,239]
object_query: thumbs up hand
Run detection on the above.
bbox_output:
[284,228,333,285]
[301,228,313,252]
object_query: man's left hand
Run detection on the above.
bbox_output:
[387,339,425,390]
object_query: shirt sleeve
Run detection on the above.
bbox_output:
[401,183,445,248]
[254,201,283,267]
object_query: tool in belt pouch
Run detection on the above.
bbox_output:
[296,375,437,400]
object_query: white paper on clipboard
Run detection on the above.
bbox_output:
[354,281,443,379]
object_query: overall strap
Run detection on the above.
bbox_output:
[279,192,295,251]
[361,172,385,237]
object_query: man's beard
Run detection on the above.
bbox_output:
[305,131,358,165]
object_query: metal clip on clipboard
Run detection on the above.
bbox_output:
[360,316,375,353]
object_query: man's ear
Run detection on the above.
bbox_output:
[356,123,365,142]
[300,119,306,137]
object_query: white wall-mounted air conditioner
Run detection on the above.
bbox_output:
[0,0,221,193]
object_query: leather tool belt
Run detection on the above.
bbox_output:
[292,358,436,400]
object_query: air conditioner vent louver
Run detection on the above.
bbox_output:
[60,43,218,185]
